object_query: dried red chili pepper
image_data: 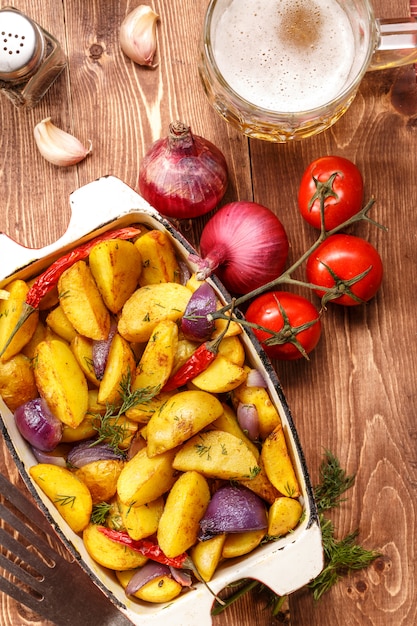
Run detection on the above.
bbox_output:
[97,527,193,569]
[163,311,237,392]
[0,226,141,358]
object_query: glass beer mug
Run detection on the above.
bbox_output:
[198,0,417,142]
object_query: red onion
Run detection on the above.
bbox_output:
[92,322,117,380]
[138,121,228,219]
[198,484,267,541]
[67,440,124,468]
[14,398,63,452]
[193,202,289,294]
[246,368,267,388]
[181,281,216,341]
[125,562,171,596]
[237,402,260,441]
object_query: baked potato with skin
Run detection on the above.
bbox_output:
[0,279,39,362]
[0,354,38,411]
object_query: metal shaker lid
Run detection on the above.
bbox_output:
[0,9,45,82]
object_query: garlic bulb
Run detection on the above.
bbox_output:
[34,118,92,167]
[120,5,159,67]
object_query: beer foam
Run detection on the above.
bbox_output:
[212,0,356,112]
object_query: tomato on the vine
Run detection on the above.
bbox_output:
[298,156,364,230]
[245,291,322,361]
[306,234,383,306]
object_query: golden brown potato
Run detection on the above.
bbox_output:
[190,534,226,582]
[132,320,178,392]
[0,279,39,362]
[267,496,303,537]
[34,339,89,429]
[30,463,92,533]
[125,390,175,424]
[173,430,260,480]
[117,447,177,507]
[232,373,282,439]
[191,355,247,393]
[0,353,38,411]
[118,282,191,343]
[83,524,147,570]
[70,334,100,386]
[146,390,223,457]
[211,403,259,460]
[261,424,301,498]
[58,260,110,340]
[21,319,48,359]
[135,230,180,285]
[118,495,164,540]
[74,459,124,504]
[116,569,182,603]
[45,305,77,343]
[89,239,142,313]
[157,471,211,558]
[222,529,266,559]
[97,333,136,405]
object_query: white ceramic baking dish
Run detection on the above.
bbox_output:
[0,175,323,625]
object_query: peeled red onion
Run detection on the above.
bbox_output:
[67,440,124,468]
[14,398,63,452]
[237,402,260,441]
[198,484,267,541]
[93,322,117,380]
[125,562,171,596]
[194,201,289,294]
[181,281,217,341]
[138,121,228,219]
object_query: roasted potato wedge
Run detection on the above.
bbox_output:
[30,463,92,533]
[261,424,301,498]
[135,230,180,285]
[83,523,147,570]
[97,333,136,405]
[0,279,39,362]
[173,430,260,480]
[74,459,124,504]
[45,305,77,343]
[34,339,88,429]
[146,390,223,457]
[0,353,38,411]
[58,260,110,340]
[157,471,211,558]
[89,239,142,313]
[267,496,303,537]
[132,319,178,392]
[117,447,177,507]
[118,283,191,343]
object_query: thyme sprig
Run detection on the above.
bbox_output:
[211,450,380,616]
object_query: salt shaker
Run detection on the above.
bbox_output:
[0,6,66,108]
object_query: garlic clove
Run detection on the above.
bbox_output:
[119,4,159,68]
[33,117,92,167]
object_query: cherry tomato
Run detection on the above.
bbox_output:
[298,156,364,230]
[245,291,322,361]
[306,234,383,306]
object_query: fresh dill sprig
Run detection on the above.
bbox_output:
[91,502,112,525]
[89,371,159,452]
[314,449,356,513]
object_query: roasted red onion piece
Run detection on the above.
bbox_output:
[237,402,260,441]
[125,561,172,596]
[14,398,63,452]
[198,484,267,541]
[181,282,217,341]
[67,440,124,468]
[31,446,67,466]
[246,368,267,388]
[92,322,117,380]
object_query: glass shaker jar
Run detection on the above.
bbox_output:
[0,6,66,108]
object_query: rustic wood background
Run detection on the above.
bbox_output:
[1,1,416,624]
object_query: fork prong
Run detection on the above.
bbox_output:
[0,502,58,565]
[0,551,44,595]
[0,527,50,579]
[0,573,46,615]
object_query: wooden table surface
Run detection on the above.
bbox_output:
[1,1,417,624]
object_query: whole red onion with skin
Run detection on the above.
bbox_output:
[193,201,289,294]
[138,121,228,219]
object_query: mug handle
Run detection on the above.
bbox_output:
[369,18,417,70]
